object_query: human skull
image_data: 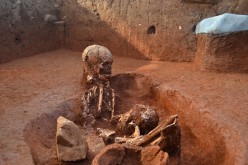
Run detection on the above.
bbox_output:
[117,104,159,136]
[82,45,113,84]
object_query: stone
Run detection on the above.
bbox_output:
[141,145,169,165]
[196,13,248,34]
[97,128,116,144]
[56,116,87,161]
[87,135,106,160]
[92,144,125,165]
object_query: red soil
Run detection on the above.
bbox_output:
[0,49,247,165]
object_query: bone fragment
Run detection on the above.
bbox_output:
[150,136,162,146]
[81,95,89,116]
[130,125,141,138]
[98,85,103,113]
[93,86,97,96]
[111,89,115,119]
[114,137,127,143]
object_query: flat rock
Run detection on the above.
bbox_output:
[56,116,87,161]
[87,135,106,160]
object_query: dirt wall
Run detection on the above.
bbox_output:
[0,0,64,63]
[1,0,247,63]
[62,0,248,61]
[195,31,248,73]
[59,0,145,59]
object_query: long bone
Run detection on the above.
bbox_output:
[111,89,115,120]
[114,115,178,146]
[137,115,178,146]
[98,84,104,113]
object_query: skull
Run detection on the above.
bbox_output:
[82,45,113,85]
[117,104,159,136]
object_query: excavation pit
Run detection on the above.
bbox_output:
[24,73,227,165]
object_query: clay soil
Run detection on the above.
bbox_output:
[0,49,248,165]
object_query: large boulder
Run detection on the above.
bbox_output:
[56,116,87,161]
[196,13,248,34]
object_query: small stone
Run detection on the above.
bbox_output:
[97,128,116,144]
[87,135,106,160]
[141,145,169,165]
[56,116,87,161]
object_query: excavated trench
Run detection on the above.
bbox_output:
[24,73,227,165]
[1,1,247,164]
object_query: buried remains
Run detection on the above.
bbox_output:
[55,45,181,164]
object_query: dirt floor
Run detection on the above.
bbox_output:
[0,49,248,165]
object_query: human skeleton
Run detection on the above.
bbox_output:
[81,45,115,120]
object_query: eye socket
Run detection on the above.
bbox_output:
[84,55,89,62]
[102,61,112,67]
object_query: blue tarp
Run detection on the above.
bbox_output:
[195,13,248,34]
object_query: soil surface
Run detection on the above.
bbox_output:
[0,49,248,165]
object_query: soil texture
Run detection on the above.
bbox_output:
[0,49,248,165]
